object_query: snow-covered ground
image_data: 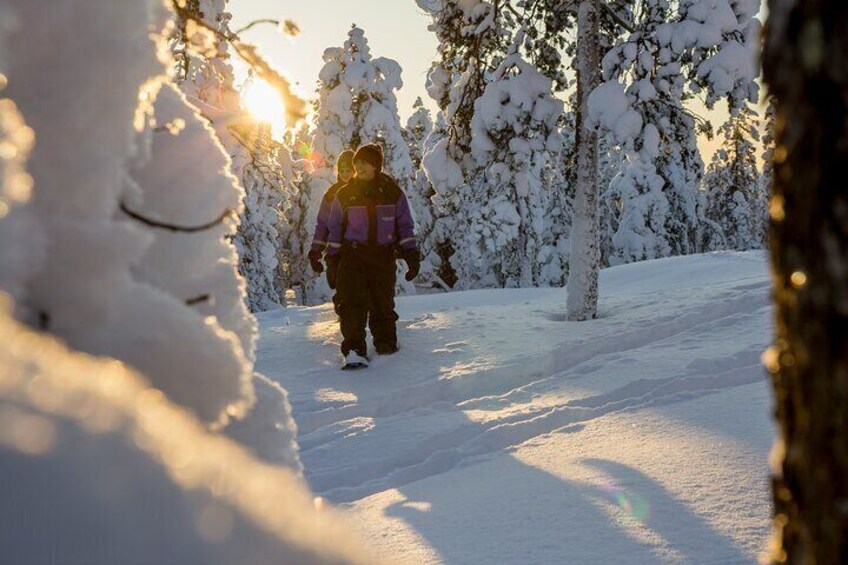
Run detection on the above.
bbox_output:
[258,252,775,564]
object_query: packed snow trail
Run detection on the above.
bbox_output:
[257,252,774,563]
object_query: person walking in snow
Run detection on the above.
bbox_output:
[325,143,420,369]
[308,149,355,288]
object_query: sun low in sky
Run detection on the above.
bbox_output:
[242,78,288,140]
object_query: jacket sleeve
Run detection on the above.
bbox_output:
[309,192,334,254]
[325,196,345,257]
[395,192,418,251]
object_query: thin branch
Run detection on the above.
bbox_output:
[601,2,634,33]
[186,294,211,305]
[234,18,279,35]
[169,0,307,122]
[120,201,235,233]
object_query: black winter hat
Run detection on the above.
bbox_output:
[353,143,384,172]
[336,149,354,169]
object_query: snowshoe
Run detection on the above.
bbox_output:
[342,351,369,370]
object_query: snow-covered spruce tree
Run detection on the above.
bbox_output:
[466,52,564,288]
[598,130,623,267]
[298,25,417,300]
[591,0,761,265]
[590,80,669,264]
[417,0,513,289]
[1,0,255,427]
[536,110,575,287]
[126,81,300,469]
[419,111,458,286]
[701,103,762,251]
[230,117,289,311]
[283,146,332,305]
[170,0,286,314]
[756,95,776,248]
[403,97,441,286]
[154,1,303,468]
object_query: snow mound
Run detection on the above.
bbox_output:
[0,298,371,564]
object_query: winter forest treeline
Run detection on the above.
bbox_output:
[221,0,768,313]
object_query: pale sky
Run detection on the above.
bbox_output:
[229,0,439,119]
[231,0,767,165]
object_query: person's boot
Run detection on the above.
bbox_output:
[342,350,370,370]
[374,343,398,356]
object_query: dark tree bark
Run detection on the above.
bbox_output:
[763,1,848,562]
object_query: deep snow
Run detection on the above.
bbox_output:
[257,251,774,564]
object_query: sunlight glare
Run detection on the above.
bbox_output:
[242,79,287,140]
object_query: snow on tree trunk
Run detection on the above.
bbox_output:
[567,0,601,321]
[1,0,253,426]
[763,0,848,561]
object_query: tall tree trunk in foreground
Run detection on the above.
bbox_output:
[763,1,848,562]
[566,0,601,321]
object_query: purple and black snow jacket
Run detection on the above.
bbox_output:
[310,180,346,255]
[325,173,417,256]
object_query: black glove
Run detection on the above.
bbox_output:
[308,250,324,274]
[326,255,339,289]
[402,249,420,282]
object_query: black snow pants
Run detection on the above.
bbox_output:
[336,244,398,356]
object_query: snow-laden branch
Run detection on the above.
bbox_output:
[120,201,235,233]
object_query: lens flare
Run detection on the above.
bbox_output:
[600,480,651,522]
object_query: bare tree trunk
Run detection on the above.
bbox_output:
[763,1,848,562]
[566,0,601,321]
